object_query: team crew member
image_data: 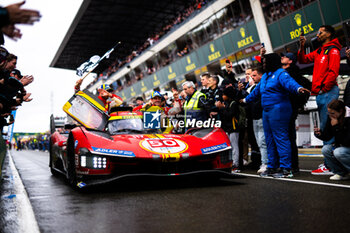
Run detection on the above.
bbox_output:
[182,81,208,129]
[243,53,310,178]
[75,78,122,112]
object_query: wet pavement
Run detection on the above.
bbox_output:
[1,149,350,233]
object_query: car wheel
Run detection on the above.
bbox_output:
[67,134,77,187]
[49,138,59,176]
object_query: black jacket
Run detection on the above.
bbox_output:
[219,99,240,133]
[285,64,311,111]
[315,117,350,147]
[245,85,263,120]
[343,79,350,108]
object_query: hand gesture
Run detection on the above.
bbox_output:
[172,88,179,100]
[260,46,266,56]
[346,47,350,59]
[329,114,339,126]
[298,87,310,94]
[238,82,244,91]
[226,60,233,73]
[75,78,83,91]
[23,92,33,102]
[209,112,218,118]
[5,1,41,25]
[20,75,34,86]
[215,101,225,109]
[2,24,22,41]
[314,127,321,136]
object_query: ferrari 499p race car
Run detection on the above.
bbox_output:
[49,91,234,188]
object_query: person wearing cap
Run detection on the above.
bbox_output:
[140,91,172,132]
[74,78,122,112]
[141,91,167,112]
[10,68,22,80]
[135,96,144,106]
[282,52,311,173]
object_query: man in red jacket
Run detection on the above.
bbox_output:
[298,25,341,175]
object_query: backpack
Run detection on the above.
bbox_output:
[230,101,246,130]
[316,45,340,55]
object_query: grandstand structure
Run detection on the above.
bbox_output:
[51,0,350,103]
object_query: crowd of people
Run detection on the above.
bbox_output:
[0,2,40,145]
[128,24,350,180]
[13,134,49,152]
[1,2,350,183]
[86,0,211,90]
[87,0,255,92]
[261,0,316,24]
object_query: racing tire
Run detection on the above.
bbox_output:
[67,134,78,187]
[49,138,59,176]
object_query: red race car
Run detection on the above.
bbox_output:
[49,91,234,188]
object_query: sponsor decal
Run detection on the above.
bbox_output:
[208,43,221,61]
[140,138,188,154]
[143,111,161,129]
[143,112,221,129]
[237,27,254,49]
[290,13,314,40]
[201,143,228,154]
[91,146,135,157]
[77,182,87,188]
[74,140,78,148]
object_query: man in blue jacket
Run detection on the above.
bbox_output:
[242,53,310,178]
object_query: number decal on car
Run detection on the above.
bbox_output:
[140,138,188,154]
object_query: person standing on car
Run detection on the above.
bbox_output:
[75,79,122,112]
[298,25,341,175]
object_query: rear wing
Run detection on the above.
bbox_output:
[63,91,109,131]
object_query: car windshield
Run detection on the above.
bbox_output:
[108,118,144,134]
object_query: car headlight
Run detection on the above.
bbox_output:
[79,148,107,169]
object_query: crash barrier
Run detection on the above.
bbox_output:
[0,136,6,178]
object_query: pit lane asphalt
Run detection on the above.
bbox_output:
[1,150,350,233]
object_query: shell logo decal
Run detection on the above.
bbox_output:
[140,138,188,154]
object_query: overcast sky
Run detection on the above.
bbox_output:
[2,0,90,133]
